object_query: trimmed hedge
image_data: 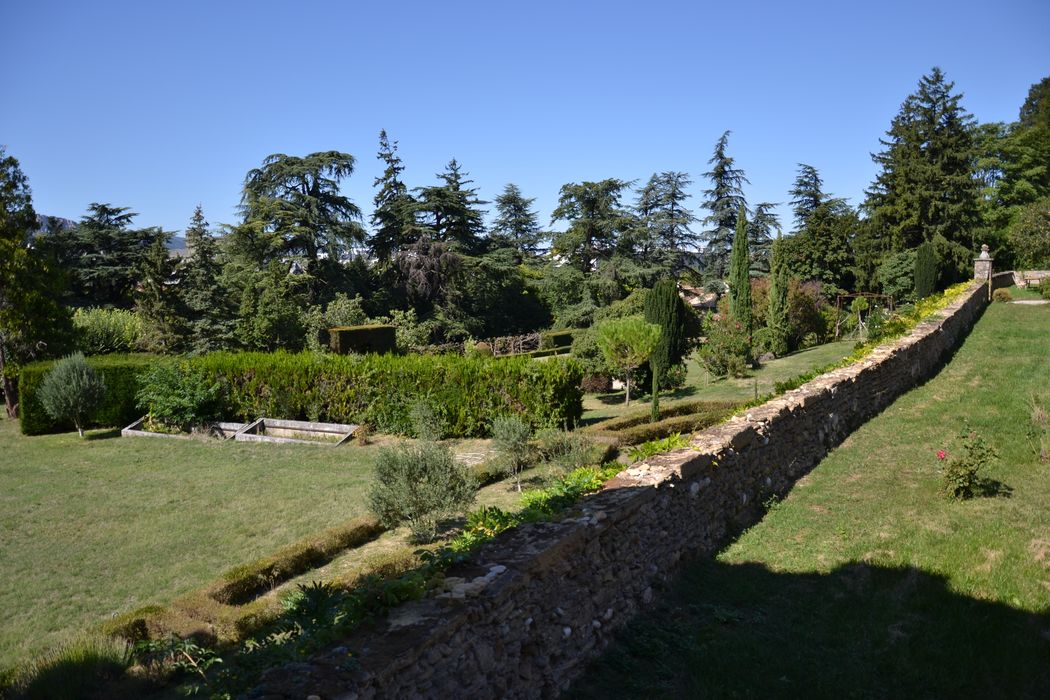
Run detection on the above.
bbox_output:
[329,324,397,354]
[19,354,159,436]
[541,329,575,349]
[192,351,583,438]
[582,400,739,446]
[210,515,384,605]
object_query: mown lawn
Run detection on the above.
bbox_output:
[571,302,1050,698]
[0,424,382,670]
[582,340,855,425]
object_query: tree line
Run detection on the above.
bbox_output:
[2,68,1048,414]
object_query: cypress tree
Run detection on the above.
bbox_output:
[645,278,687,420]
[728,205,753,348]
[914,240,938,299]
[766,232,789,356]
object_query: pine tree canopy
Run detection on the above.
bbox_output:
[701,131,749,279]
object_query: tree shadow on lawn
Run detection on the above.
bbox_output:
[569,559,1050,699]
[85,428,122,441]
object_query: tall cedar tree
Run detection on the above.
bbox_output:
[179,206,234,353]
[491,183,543,261]
[369,130,418,262]
[238,151,365,303]
[551,179,633,274]
[413,159,486,254]
[644,278,688,420]
[728,205,753,345]
[634,172,698,274]
[766,232,790,356]
[783,197,858,290]
[789,164,826,231]
[865,68,981,253]
[747,202,778,275]
[700,131,749,279]
[0,148,73,416]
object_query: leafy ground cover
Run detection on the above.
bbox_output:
[570,302,1050,698]
[581,340,855,425]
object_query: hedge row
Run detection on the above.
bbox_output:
[21,351,584,438]
[582,400,739,446]
[193,351,583,437]
[18,354,159,436]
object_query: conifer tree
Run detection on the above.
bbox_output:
[865,68,981,253]
[913,240,938,298]
[414,159,486,254]
[179,206,234,353]
[644,278,687,420]
[634,172,698,274]
[789,164,826,232]
[700,131,749,279]
[728,205,753,345]
[551,179,633,274]
[747,202,778,275]
[134,233,183,352]
[369,130,418,262]
[491,183,542,261]
[766,232,789,356]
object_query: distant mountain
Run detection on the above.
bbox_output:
[34,214,189,257]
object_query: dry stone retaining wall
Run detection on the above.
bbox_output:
[251,275,1011,700]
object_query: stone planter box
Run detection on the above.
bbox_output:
[233,418,357,446]
[121,417,247,440]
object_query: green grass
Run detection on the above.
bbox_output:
[571,302,1050,698]
[1004,283,1046,301]
[0,424,381,670]
[581,341,855,425]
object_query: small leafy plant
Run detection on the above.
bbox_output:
[491,414,533,491]
[38,352,107,437]
[940,424,998,499]
[136,361,223,433]
[626,432,689,461]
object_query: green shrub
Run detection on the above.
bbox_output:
[136,361,223,432]
[536,428,599,473]
[614,410,733,445]
[329,324,397,354]
[941,426,998,500]
[3,635,131,700]
[491,414,533,490]
[368,441,477,542]
[19,354,157,436]
[1040,281,1050,301]
[37,353,107,437]
[625,432,689,461]
[409,400,445,441]
[73,308,143,355]
[914,241,938,299]
[698,307,751,379]
[190,351,582,438]
[992,288,1013,303]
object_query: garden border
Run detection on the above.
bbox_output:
[249,274,1011,699]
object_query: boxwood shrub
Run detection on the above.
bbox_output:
[192,351,583,438]
[19,354,159,435]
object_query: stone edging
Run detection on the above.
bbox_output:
[251,275,1011,700]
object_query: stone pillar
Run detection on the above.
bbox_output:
[974,244,993,280]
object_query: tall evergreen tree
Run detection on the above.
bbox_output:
[491,183,543,260]
[551,179,633,274]
[414,159,486,254]
[789,164,826,232]
[0,147,73,416]
[700,131,749,279]
[179,206,234,353]
[766,232,789,356]
[134,235,183,352]
[782,197,858,290]
[865,67,981,252]
[913,240,938,298]
[634,171,698,274]
[369,130,418,262]
[747,202,778,275]
[727,205,753,343]
[644,278,688,420]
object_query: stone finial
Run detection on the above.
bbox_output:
[974,244,993,280]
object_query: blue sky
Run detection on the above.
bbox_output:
[2,0,1047,236]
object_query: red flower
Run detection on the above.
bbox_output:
[937,450,947,460]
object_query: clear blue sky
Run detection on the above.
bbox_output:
[2,0,1047,236]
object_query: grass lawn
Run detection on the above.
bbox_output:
[581,340,855,425]
[0,423,383,670]
[1004,283,1046,301]
[570,302,1050,698]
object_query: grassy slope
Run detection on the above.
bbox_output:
[0,425,379,669]
[581,341,855,425]
[571,302,1050,698]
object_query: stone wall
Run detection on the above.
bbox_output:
[251,275,1012,700]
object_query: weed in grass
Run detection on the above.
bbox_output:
[940,424,999,500]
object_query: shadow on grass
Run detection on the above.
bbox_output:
[978,478,1014,498]
[85,428,122,441]
[569,559,1050,700]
